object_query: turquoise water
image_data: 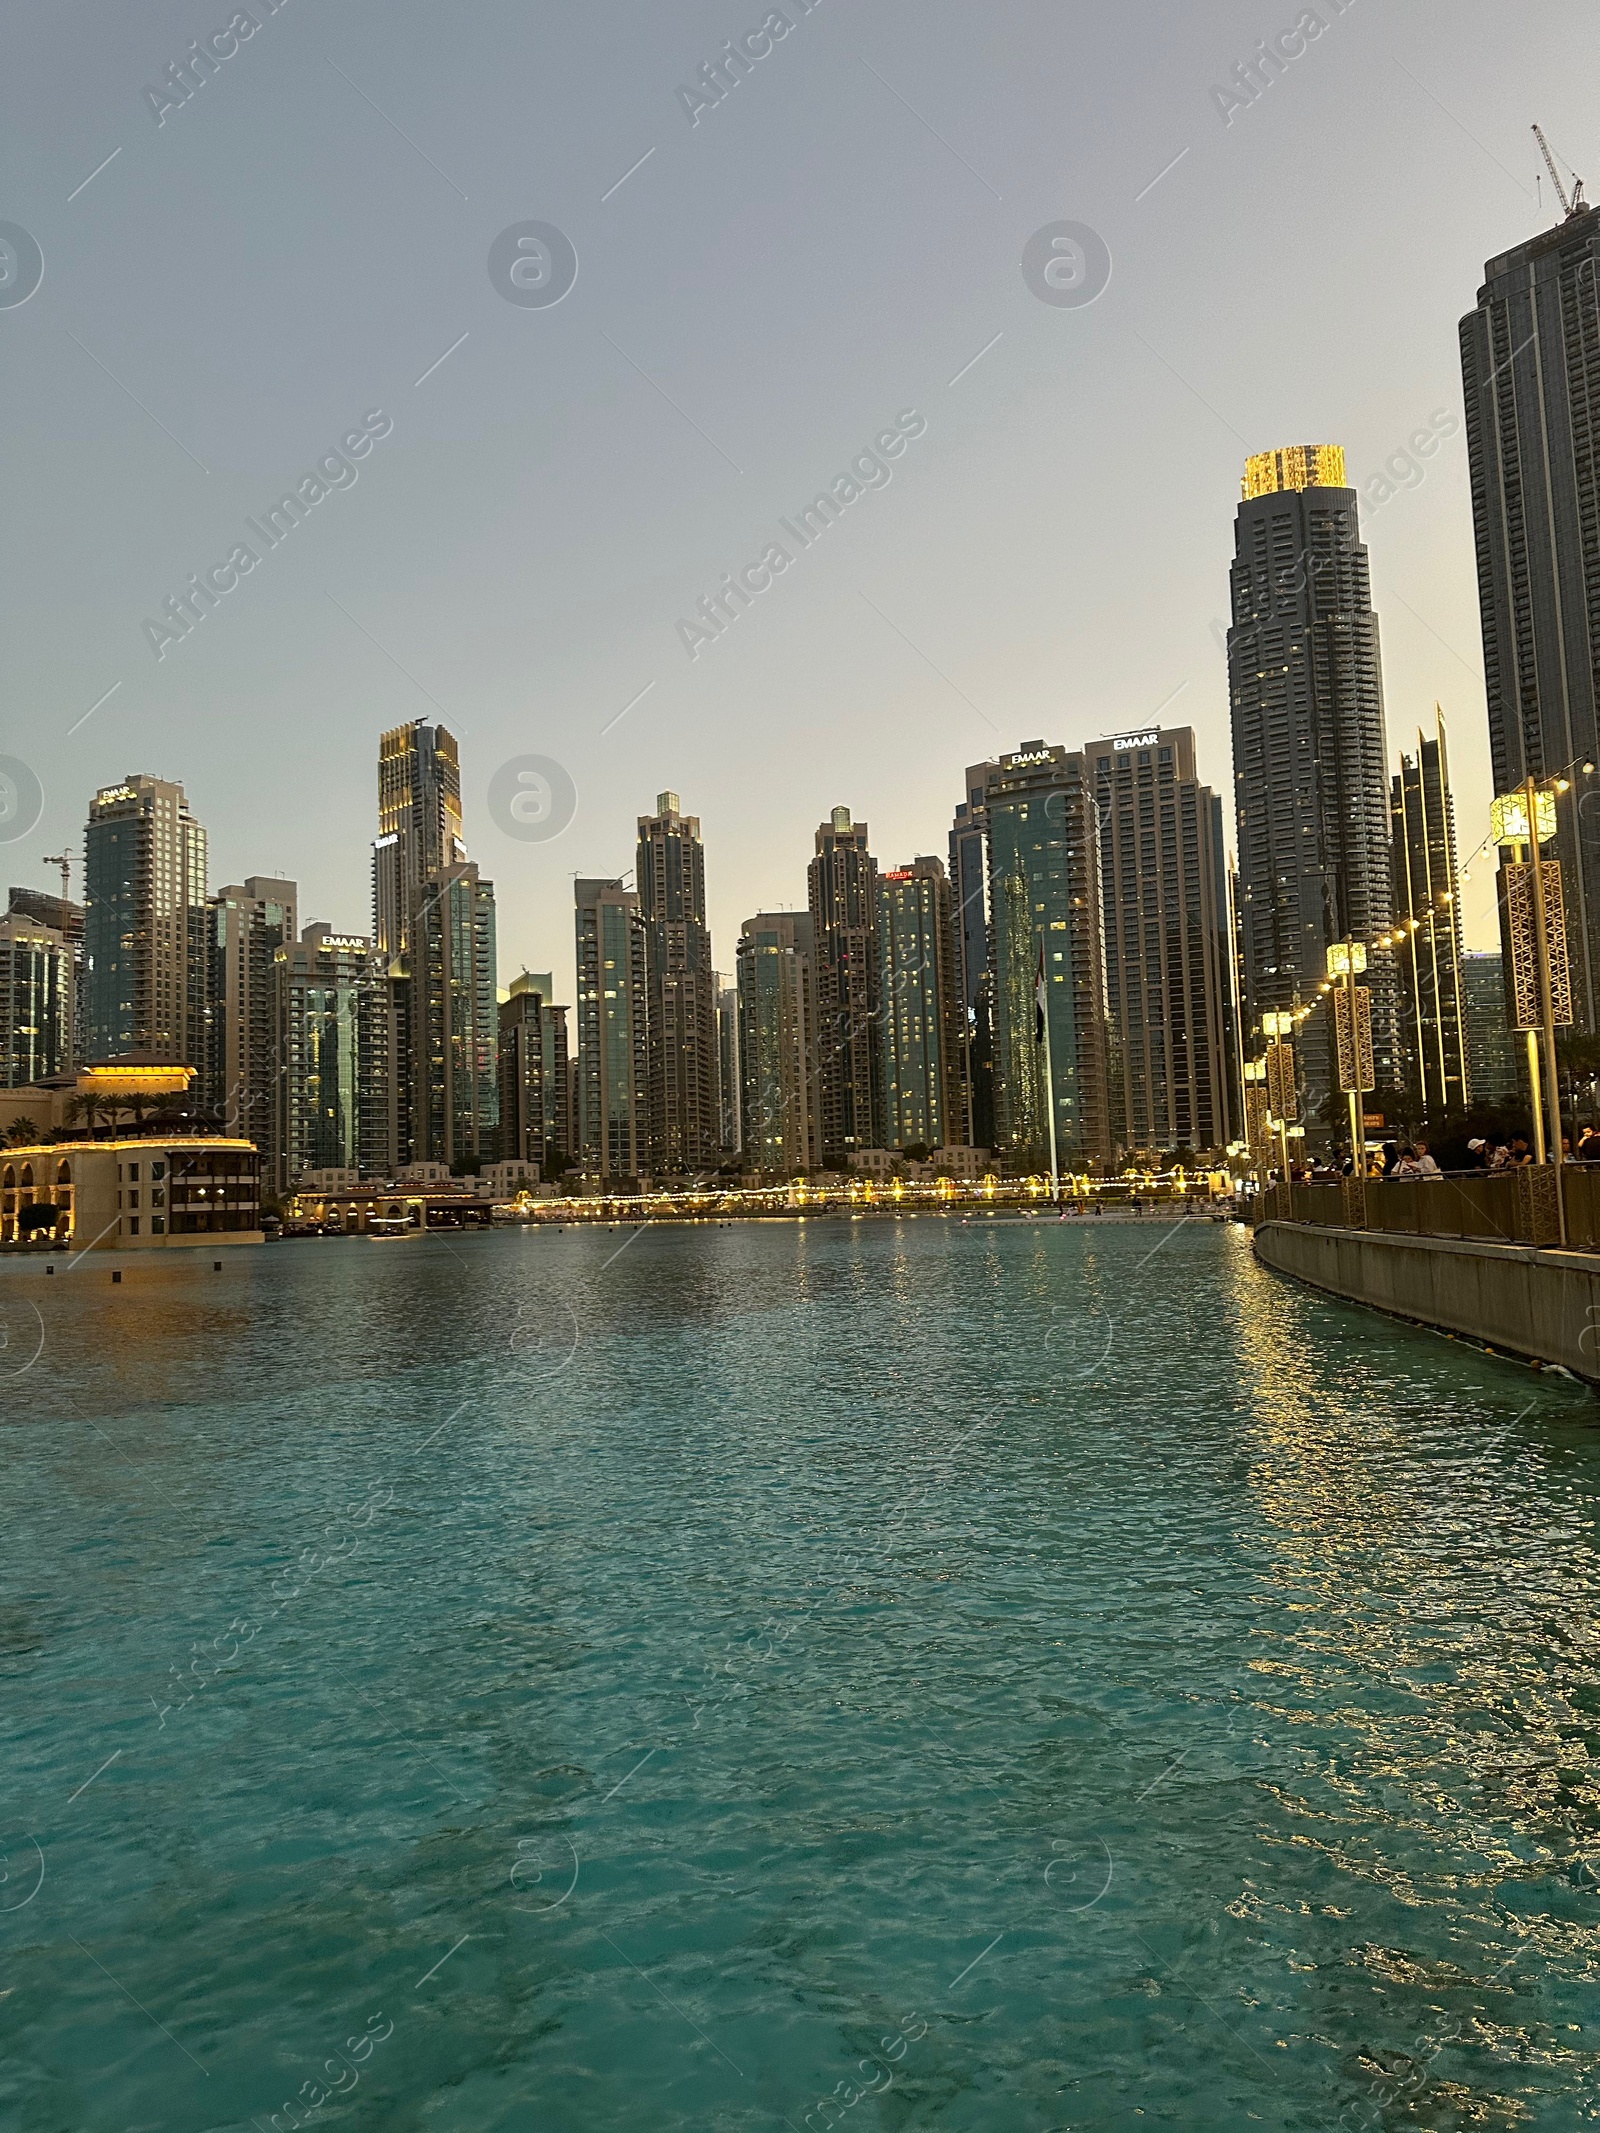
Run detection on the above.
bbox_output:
[4,1218,1600,2131]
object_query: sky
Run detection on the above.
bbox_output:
[5,0,1593,1001]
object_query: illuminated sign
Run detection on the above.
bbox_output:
[320,935,368,950]
[95,785,138,805]
[1111,730,1159,751]
[1007,750,1054,767]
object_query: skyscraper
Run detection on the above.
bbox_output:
[879,857,960,1151]
[498,972,570,1178]
[84,775,209,1067]
[371,722,497,1169]
[0,913,73,1086]
[270,925,391,1192]
[209,877,297,1145]
[949,762,999,1148]
[1461,950,1518,1104]
[716,982,741,1158]
[1086,726,1237,1157]
[1227,446,1399,1124]
[736,912,819,1177]
[636,793,719,1177]
[574,878,648,1180]
[416,862,499,1168]
[1390,709,1469,1117]
[372,721,464,967]
[808,807,882,1168]
[1460,202,1600,1027]
[984,743,1112,1170]
[9,885,82,1073]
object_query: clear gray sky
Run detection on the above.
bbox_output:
[6,0,1591,995]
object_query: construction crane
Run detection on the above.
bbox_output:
[40,853,71,907]
[1534,123,1586,218]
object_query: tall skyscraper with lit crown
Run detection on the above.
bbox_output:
[1227,445,1399,1126]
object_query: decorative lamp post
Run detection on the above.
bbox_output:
[1261,1012,1297,1182]
[1326,939,1374,1169]
[1491,783,1570,1230]
[1242,1059,1270,1178]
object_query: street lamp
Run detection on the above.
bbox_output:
[1261,1012,1297,1183]
[1326,939,1373,1168]
[1492,779,1571,1239]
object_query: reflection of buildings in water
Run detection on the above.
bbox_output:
[1223,1241,1600,2091]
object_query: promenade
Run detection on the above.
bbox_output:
[1255,1171,1600,1382]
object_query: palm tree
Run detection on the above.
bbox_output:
[5,1118,39,1147]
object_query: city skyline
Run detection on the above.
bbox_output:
[11,6,1591,1016]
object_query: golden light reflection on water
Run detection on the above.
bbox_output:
[1226,1241,1600,2106]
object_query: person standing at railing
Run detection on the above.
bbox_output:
[1577,1125,1600,1163]
[1505,1136,1533,1169]
[1393,1146,1423,1179]
[1413,1140,1441,1177]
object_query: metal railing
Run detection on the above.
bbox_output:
[1257,1167,1597,1249]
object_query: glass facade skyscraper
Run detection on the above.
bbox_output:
[878,857,959,1151]
[575,878,648,1180]
[417,863,499,1169]
[270,925,390,1191]
[1390,710,1469,1117]
[1227,446,1399,1125]
[1087,727,1237,1156]
[949,762,998,1150]
[984,743,1111,1170]
[498,972,570,1178]
[84,775,209,1067]
[636,793,719,1177]
[209,876,297,1145]
[807,807,882,1168]
[371,721,497,1169]
[0,914,73,1086]
[1460,202,1600,1029]
[736,912,818,1177]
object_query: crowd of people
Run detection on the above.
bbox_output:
[1284,1123,1600,1182]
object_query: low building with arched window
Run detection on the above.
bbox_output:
[0,1138,260,1249]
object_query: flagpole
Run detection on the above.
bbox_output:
[1039,931,1060,1203]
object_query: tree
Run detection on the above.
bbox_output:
[5,1118,39,1147]
[17,1202,58,1237]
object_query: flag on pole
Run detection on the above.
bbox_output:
[1035,942,1047,1043]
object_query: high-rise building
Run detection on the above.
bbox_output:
[1460,202,1600,1028]
[636,793,719,1177]
[716,982,741,1157]
[416,863,499,1168]
[372,721,465,967]
[270,925,390,1192]
[1227,446,1399,1124]
[84,775,209,1066]
[736,912,819,1176]
[808,807,883,1168]
[949,763,999,1148]
[574,878,648,1180]
[984,743,1112,1170]
[8,886,83,1072]
[498,972,569,1178]
[1461,949,1518,1103]
[371,722,498,1170]
[879,857,960,1151]
[0,913,73,1086]
[209,877,297,1146]
[1390,709,1469,1117]
[1086,726,1238,1157]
